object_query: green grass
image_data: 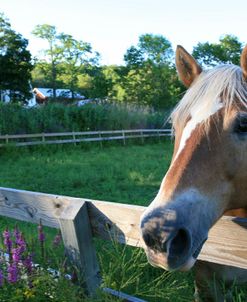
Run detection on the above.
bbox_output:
[0,141,246,301]
[0,141,173,205]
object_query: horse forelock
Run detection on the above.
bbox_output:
[171,65,247,134]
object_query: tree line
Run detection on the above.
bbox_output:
[0,12,245,109]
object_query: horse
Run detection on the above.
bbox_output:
[33,88,48,104]
[140,45,247,301]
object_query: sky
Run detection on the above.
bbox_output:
[1,0,247,65]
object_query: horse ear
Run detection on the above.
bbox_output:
[240,44,247,81]
[176,45,202,88]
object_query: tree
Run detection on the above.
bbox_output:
[101,65,128,101]
[57,34,99,99]
[77,65,113,99]
[32,25,101,100]
[32,24,62,98]
[192,35,243,67]
[124,33,173,67]
[123,34,181,109]
[0,13,33,103]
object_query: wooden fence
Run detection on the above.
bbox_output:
[0,187,247,300]
[0,129,172,147]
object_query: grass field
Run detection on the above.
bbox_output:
[0,141,173,205]
[0,141,246,301]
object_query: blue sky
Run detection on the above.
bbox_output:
[1,0,247,65]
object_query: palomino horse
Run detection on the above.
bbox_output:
[140,45,247,301]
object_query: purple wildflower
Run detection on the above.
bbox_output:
[11,247,21,263]
[38,222,45,243]
[3,229,12,254]
[53,232,62,247]
[0,269,3,286]
[13,226,21,242]
[11,232,27,263]
[13,226,26,253]
[7,263,18,283]
[38,221,45,259]
[16,234,27,254]
[23,253,33,275]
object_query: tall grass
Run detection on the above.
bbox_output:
[0,102,168,135]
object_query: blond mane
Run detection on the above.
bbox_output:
[171,65,247,132]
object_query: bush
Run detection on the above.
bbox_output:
[0,102,168,135]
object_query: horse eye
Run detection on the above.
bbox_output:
[234,114,247,135]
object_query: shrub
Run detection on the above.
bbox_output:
[0,102,167,135]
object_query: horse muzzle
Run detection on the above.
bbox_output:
[140,208,208,271]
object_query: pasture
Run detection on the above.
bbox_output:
[0,142,246,301]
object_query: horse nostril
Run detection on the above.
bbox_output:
[142,225,192,257]
[142,232,154,247]
[169,228,191,258]
[142,231,156,248]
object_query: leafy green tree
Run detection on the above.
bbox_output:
[0,13,33,103]
[123,34,181,109]
[80,65,111,99]
[32,26,102,100]
[192,35,243,67]
[124,34,173,67]
[123,63,181,109]
[32,62,50,87]
[101,65,127,101]
[124,46,144,68]
[57,34,99,99]
[32,24,62,98]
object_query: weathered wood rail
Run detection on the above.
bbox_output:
[0,187,246,299]
[0,129,172,147]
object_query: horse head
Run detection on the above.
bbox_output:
[140,45,247,271]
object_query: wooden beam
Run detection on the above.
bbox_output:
[0,129,171,140]
[0,129,172,143]
[198,216,247,268]
[86,199,247,270]
[87,200,145,247]
[0,187,62,228]
[0,133,171,147]
[58,201,101,295]
[0,187,247,270]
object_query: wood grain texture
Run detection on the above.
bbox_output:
[87,199,146,247]
[0,187,246,269]
[59,201,101,295]
[198,216,247,268]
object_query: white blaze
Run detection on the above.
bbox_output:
[173,99,223,163]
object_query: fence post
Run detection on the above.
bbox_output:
[72,132,76,146]
[122,130,126,146]
[42,133,45,143]
[140,131,144,144]
[5,134,9,144]
[157,130,160,143]
[98,131,103,148]
[58,201,101,295]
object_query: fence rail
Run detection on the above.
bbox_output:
[0,187,246,299]
[0,129,172,147]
